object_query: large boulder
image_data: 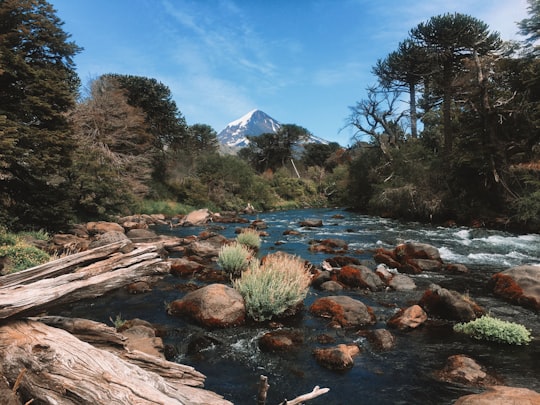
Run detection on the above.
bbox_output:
[418,284,484,322]
[86,221,125,235]
[309,296,376,327]
[168,284,245,328]
[454,386,540,405]
[178,208,212,226]
[489,265,540,312]
[258,329,304,352]
[375,242,443,274]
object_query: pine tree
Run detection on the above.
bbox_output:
[0,0,81,229]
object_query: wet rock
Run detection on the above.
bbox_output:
[250,219,268,230]
[407,258,443,272]
[367,329,396,351]
[444,263,469,274]
[418,284,484,321]
[375,242,443,274]
[168,284,245,328]
[187,334,222,355]
[311,270,332,289]
[310,296,376,327]
[395,242,441,262]
[453,386,540,405]
[178,208,212,226]
[126,281,152,294]
[312,344,360,371]
[326,256,362,267]
[434,355,501,386]
[337,265,384,291]
[300,219,323,227]
[489,265,540,312]
[387,305,427,330]
[283,229,301,236]
[258,329,304,352]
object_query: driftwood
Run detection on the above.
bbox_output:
[0,319,233,404]
[257,375,329,405]
[0,243,169,321]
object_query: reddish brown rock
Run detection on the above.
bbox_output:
[388,274,416,291]
[310,296,376,327]
[444,263,469,274]
[312,344,360,371]
[374,249,401,269]
[86,221,125,234]
[169,258,205,277]
[454,386,540,405]
[300,219,323,227]
[387,305,427,330]
[418,284,484,321]
[168,284,245,328]
[258,330,304,352]
[434,355,501,386]
[126,281,152,294]
[489,265,540,312]
[337,265,384,291]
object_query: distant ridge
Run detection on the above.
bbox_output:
[217,109,329,153]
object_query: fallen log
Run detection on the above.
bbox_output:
[0,243,170,321]
[0,319,233,404]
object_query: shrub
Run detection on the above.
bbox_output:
[0,227,51,273]
[233,252,312,322]
[236,228,261,250]
[217,242,253,277]
[453,315,532,345]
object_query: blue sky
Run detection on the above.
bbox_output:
[49,0,529,146]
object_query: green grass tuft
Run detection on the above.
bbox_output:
[454,315,532,345]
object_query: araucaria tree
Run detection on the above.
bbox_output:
[0,0,81,230]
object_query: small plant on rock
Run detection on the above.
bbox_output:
[453,315,532,345]
[236,228,261,250]
[218,241,253,277]
[233,252,312,322]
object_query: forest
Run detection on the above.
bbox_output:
[0,0,539,232]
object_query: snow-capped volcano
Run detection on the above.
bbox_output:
[217,109,281,148]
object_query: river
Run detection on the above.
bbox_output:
[56,208,540,404]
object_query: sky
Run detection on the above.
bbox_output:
[49,0,530,146]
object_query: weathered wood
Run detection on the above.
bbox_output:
[0,244,170,321]
[0,320,233,404]
[0,240,134,288]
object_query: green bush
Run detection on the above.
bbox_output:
[233,252,312,322]
[453,315,532,345]
[236,228,261,250]
[0,227,51,273]
[217,242,253,277]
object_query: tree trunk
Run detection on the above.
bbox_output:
[0,319,232,404]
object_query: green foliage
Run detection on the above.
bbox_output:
[233,252,311,322]
[0,227,50,273]
[454,315,532,345]
[218,242,253,277]
[236,228,261,250]
[0,0,81,230]
[135,200,194,217]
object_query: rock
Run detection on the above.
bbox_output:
[186,240,226,258]
[367,329,396,351]
[320,281,344,292]
[387,305,427,330]
[300,219,323,227]
[453,386,540,405]
[434,355,501,386]
[388,274,416,291]
[48,233,90,254]
[283,229,301,236]
[374,249,402,270]
[418,284,484,321]
[312,344,360,371]
[179,208,212,226]
[169,258,205,277]
[168,284,245,328]
[376,242,443,274]
[489,265,540,311]
[337,265,384,291]
[258,330,304,352]
[319,238,348,249]
[126,281,152,294]
[326,256,362,267]
[86,221,125,234]
[88,231,133,250]
[122,324,164,359]
[311,270,332,289]
[395,242,441,261]
[310,296,376,327]
[250,219,267,230]
[407,258,443,272]
[186,334,222,355]
[444,263,469,274]
[125,228,160,243]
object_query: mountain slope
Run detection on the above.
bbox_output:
[217,109,281,148]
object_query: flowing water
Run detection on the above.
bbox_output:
[55,208,540,405]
